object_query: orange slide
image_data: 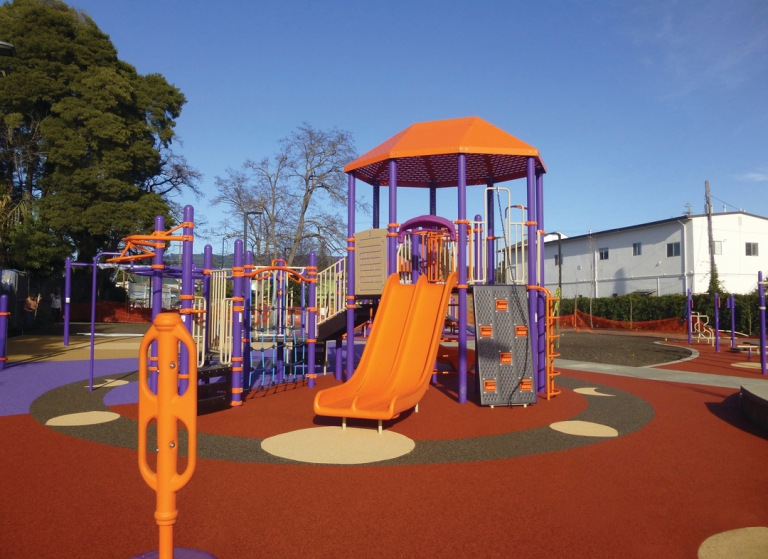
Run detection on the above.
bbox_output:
[314,272,458,430]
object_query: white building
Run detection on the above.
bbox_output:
[542,211,768,297]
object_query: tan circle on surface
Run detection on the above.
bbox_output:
[550,420,618,438]
[698,527,768,559]
[46,411,121,427]
[732,362,763,369]
[84,379,130,389]
[573,387,615,397]
[261,427,415,464]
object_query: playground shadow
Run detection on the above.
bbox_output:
[704,391,768,441]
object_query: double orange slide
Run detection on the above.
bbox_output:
[314,272,458,429]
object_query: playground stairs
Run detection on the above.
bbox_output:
[317,302,377,343]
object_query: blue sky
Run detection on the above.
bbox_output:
[72,0,768,251]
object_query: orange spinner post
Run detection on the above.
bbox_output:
[137,313,199,559]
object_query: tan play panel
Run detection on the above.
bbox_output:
[7,335,143,362]
[698,527,768,559]
[261,426,415,464]
[549,420,618,438]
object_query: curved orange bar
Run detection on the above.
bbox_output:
[138,313,198,559]
[244,265,311,283]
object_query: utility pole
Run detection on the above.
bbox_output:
[705,180,718,293]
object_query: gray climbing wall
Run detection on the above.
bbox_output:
[473,285,535,406]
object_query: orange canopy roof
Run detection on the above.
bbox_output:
[344,116,545,187]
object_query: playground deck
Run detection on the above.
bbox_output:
[1,330,767,558]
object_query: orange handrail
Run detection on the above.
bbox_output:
[244,265,312,283]
[137,313,198,559]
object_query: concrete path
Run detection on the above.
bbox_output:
[556,358,767,393]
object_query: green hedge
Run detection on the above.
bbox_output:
[558,292,762,336]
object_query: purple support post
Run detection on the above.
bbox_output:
[687,289,693,345]
[89,252,120,391]
[231,240,244,406]
[372,180,380,229]
[203,245,213,361]
[486,186,495,285]
[714,292,720,353]
[525,157,539,401]
[335,338,343,381]
[536,171,546,393]
[346,172,356,381]
[474,214,482,284]
[307,252,317,388]
[429,183,437,216]
[411,232,421,284]
[729,294,736,350]
[759,272,766,375]
[387,160,398,276]
[150,215,165,394]
[457,154,468,404]
[63,256,72,346]
[243,251,253,389]
[178,206,194,396]
[276,259,285,383]
[0,294,8,370]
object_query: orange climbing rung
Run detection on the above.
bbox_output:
[480,326,493,338]
[495,299,508,311]
[137,313,198,559]
[515,325,528,337]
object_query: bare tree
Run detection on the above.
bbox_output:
[212,123,366,267]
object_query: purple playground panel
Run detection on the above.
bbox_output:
[0,358,138,416]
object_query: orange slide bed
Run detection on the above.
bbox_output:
[314,272,458,428]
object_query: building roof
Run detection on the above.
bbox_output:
[344,116,546,188]
[545,211,768,245]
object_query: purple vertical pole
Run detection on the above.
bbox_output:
[387,160,398,276]
[307,252,317,388]
[526,157,539,401]
[243,251,253,389]
[335,338,343,381]
[714,292,720,353]
[63,256,72,346]
[429,183,437,216]
[759,272,766,375]
[0,294,8,370]
[346,172,356,381]
[89,256,98,391]
[687,289,693,345]
[457,154,468,404]
[473,214,482,284]
[150,215,165,394]
[729,294,736,350]
[411,232,420,283]
[372,180,380,229]
[203,245,213,361]
[231,239,244,406]
[536,171,546,393]
[486,186,495,285]
[178,206,194,396]
[276,259,285,383]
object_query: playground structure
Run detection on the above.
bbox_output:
[1,118,571,414]
[335,116,559,412]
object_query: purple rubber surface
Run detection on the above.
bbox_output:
[103,381,139,406]
[0,358,137,416]
[131,548,217,559]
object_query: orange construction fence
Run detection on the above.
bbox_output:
[558,309,687,334]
